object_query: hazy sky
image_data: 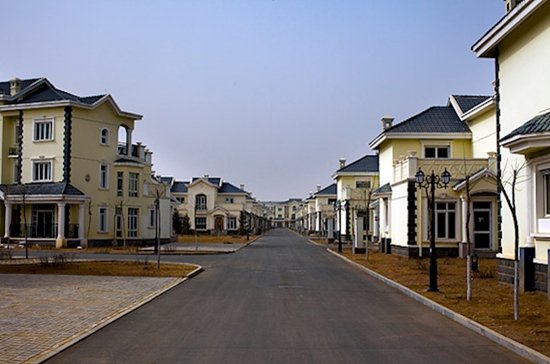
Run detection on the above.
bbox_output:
[1,0,503,201]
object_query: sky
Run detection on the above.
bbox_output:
[1,0,504,201]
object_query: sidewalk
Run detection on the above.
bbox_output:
[0,272,196,364]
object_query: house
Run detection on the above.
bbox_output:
[261,198,301,229]
[472,0,550,292]
[0,77,172,247]
[369,95,497,257]
[171,175,252,234]
[332,155,379,247]
[308,183,337,237]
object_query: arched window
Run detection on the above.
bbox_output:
[100,128,110,145]
[196,194,207,210]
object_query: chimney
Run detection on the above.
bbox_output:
[382,116,394,130]
[339,158,346,169]
[240,184,245,191]
[10,78,21,96]
[505,0,522,13]
[316,184,322,192]
[204,174,209,179]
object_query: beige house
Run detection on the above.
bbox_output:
[171,176,254,234]
[332,155,379,246]
[369,95,498,257]
[0,77,172,247]
[473,0,550,292]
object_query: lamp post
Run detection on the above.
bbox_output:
[415,168,451,292]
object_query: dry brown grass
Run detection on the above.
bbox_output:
[336,248,550,357]
[176,234,255,244]
[0,261,197,278]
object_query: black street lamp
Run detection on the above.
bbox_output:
[415,168,451,292]
[334,201,343,253]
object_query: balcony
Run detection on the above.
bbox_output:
[392,152,497,184]
[117,143,150,163]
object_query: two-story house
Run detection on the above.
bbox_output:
[332,155,379,246]
[473,0,550,292]
[171,175,250,234]
[0,77,172,247]
[369,95,497,257]
[310,183,337,237]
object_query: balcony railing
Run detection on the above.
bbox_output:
[10,224,79,239]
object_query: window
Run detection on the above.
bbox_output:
[196,194,207,210]
[129,172,139,197]
[225,197,234,204]
[544,172,550,216]
[356,181,371,189]
[117,172,123,197]
[98,207,108,233]
[99,163,109,189]
[33,119,53,141]
[32,160,52,182]
[435,202,456,239]
[128,208,138,237]
[100,128,110,145]
[227,216,237,230]
[176,197,185,204]
[425,146,450,159]
[149,209,156,227]
[115,207,123,238]
[195,217,207,230]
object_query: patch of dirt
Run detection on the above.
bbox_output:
[335,248,550,357]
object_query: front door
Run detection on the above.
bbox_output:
[473,202,492,249]
[214,216,224,233]
[33,208,55,238]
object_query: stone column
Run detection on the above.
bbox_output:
[4,202,12,239]
[460,196,468,258]
[379,198,386,253]
[56,202,66,248]
[79,203,87,247]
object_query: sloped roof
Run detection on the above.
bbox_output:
[191,177,222,186]
[0,78,41,95]
[315,183,337,196]
[159,176,174,186]
[171,181,189,193]
[374,183,392,194]
[451,95,492,114]
[0,182,85,196]
[501,110,550,142]
[219,182,247,194]
[337,155,378,173]
[386,106,470,134]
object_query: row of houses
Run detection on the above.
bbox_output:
[0,78,266,248]
[288,0,550,294]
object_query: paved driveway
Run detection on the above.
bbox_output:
[46,229,527,364]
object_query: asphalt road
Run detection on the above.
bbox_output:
[46,229,527,364]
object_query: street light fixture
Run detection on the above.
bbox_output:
[415,168,451,292]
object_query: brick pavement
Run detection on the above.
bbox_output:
[0,274,182,364]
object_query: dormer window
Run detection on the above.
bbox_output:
[100,128,110,145]
[424,145,450,159]
[33,119,54,142]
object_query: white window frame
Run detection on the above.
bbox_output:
[99,162,109,189]
[195,217,207,230]
[149,208,156,228]
[128,207,138,237]
[33,118,54,142]
[423,143,451,159]
[99,128,110,145]
[196,194,207,210]
[435,201,457,240]
[129,172,139,197]
[31,159,53,182]
[98,206,108,233]
[117,171,124,197]
[227,216,237,230]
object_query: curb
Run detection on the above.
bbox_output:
[27,264,204,364]
[326,248,550,364]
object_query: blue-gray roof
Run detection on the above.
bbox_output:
[315,183,337,196]
[171,181,189,193]
[452,95,491,114]
[219,182,247,194]
[385,106,470,134]
[501,111,550,142]
[374,183,392,194]
[337,155,378,173]
[0,78,106,105]
[0,182,85,196]
[191,177,222,186]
